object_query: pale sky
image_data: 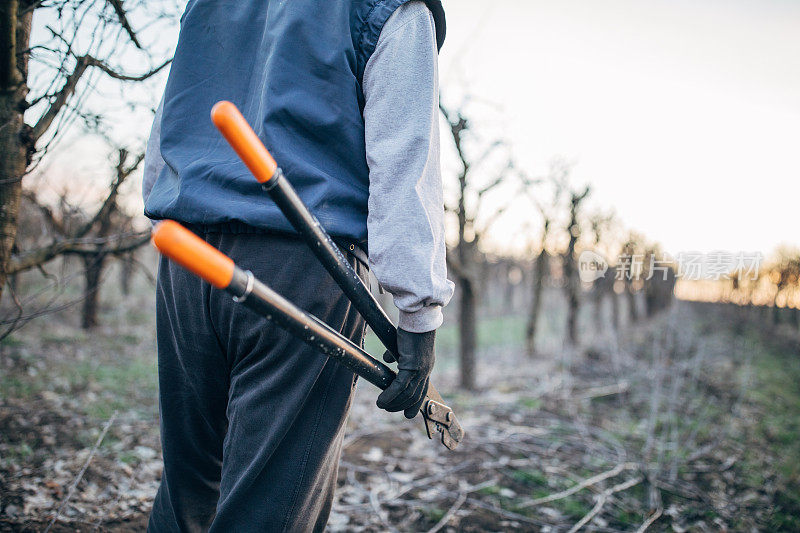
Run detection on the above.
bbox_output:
[33,0,800,256]
[438,0,800,255]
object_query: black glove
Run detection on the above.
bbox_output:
[376,328,435,419]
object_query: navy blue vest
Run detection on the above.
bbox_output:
[145,0,445,243]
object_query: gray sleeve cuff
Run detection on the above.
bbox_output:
[398,305,443,333]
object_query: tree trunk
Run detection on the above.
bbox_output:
[627,289,638,324]
[563,190,587,346]
[82,254,107,329]
[593,290,604,334]
[525,251,547,357]
[610,291,620,332]
[503,264,515,314]
[772,301,780,326]
[0,2,33,304]
[120,252,134,295]
[459,277,477,390]
[564,246,580,346]
[454,150,478,390]
[644,285,655,318]
[565,271,579,345]
[0,103,26,303]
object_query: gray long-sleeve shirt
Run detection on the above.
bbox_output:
[143,1,454,333]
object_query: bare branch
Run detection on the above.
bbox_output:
[31,55,90,141]
[475,199,512,237]
[84,55,171,82]
[22,190,67,234]
[573,184,591,204]
[8,230,151,274]
[476,160,513,198]
[445,252,469,282]
[0,280,25,342]
[106,0,142,49]
[439,102,470,175]
[74,149,144,238]
[31,56,171,141]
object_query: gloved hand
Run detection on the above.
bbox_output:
[376,328,435,419]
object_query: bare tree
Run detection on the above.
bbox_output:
[78,149,145,328]
[620,233,647,324]
[642,247,676,318]
[440,103,516,390]
[522,165,565,357]
[0,0,170,303]
[563,185,590,346]
[767,249,800,325]
[9,149,150,332]
[728,263,759,308]
[526,239,549,356]
[587,211,619,336]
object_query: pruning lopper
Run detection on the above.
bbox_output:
[151,101,464,450]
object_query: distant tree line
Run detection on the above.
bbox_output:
[727,248,800,327]
[439,104,677,390]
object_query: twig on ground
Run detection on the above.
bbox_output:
[575,381,630,401]
[369,486,396,533]
[44,411,118,533]
[518,462,638,508]
[635,505,664,533]
[464,497,547,526]
[426,491,467,533]
[390,460,476,502]
[637,482,665,533]
[567,476,643,533]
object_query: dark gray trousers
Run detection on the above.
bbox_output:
[148,229,367,532]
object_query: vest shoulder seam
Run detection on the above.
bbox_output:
[376,4,431,45]
[356,0,406,80]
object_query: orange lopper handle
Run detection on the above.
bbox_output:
[211,101,278,184]
[152,220,235,289]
